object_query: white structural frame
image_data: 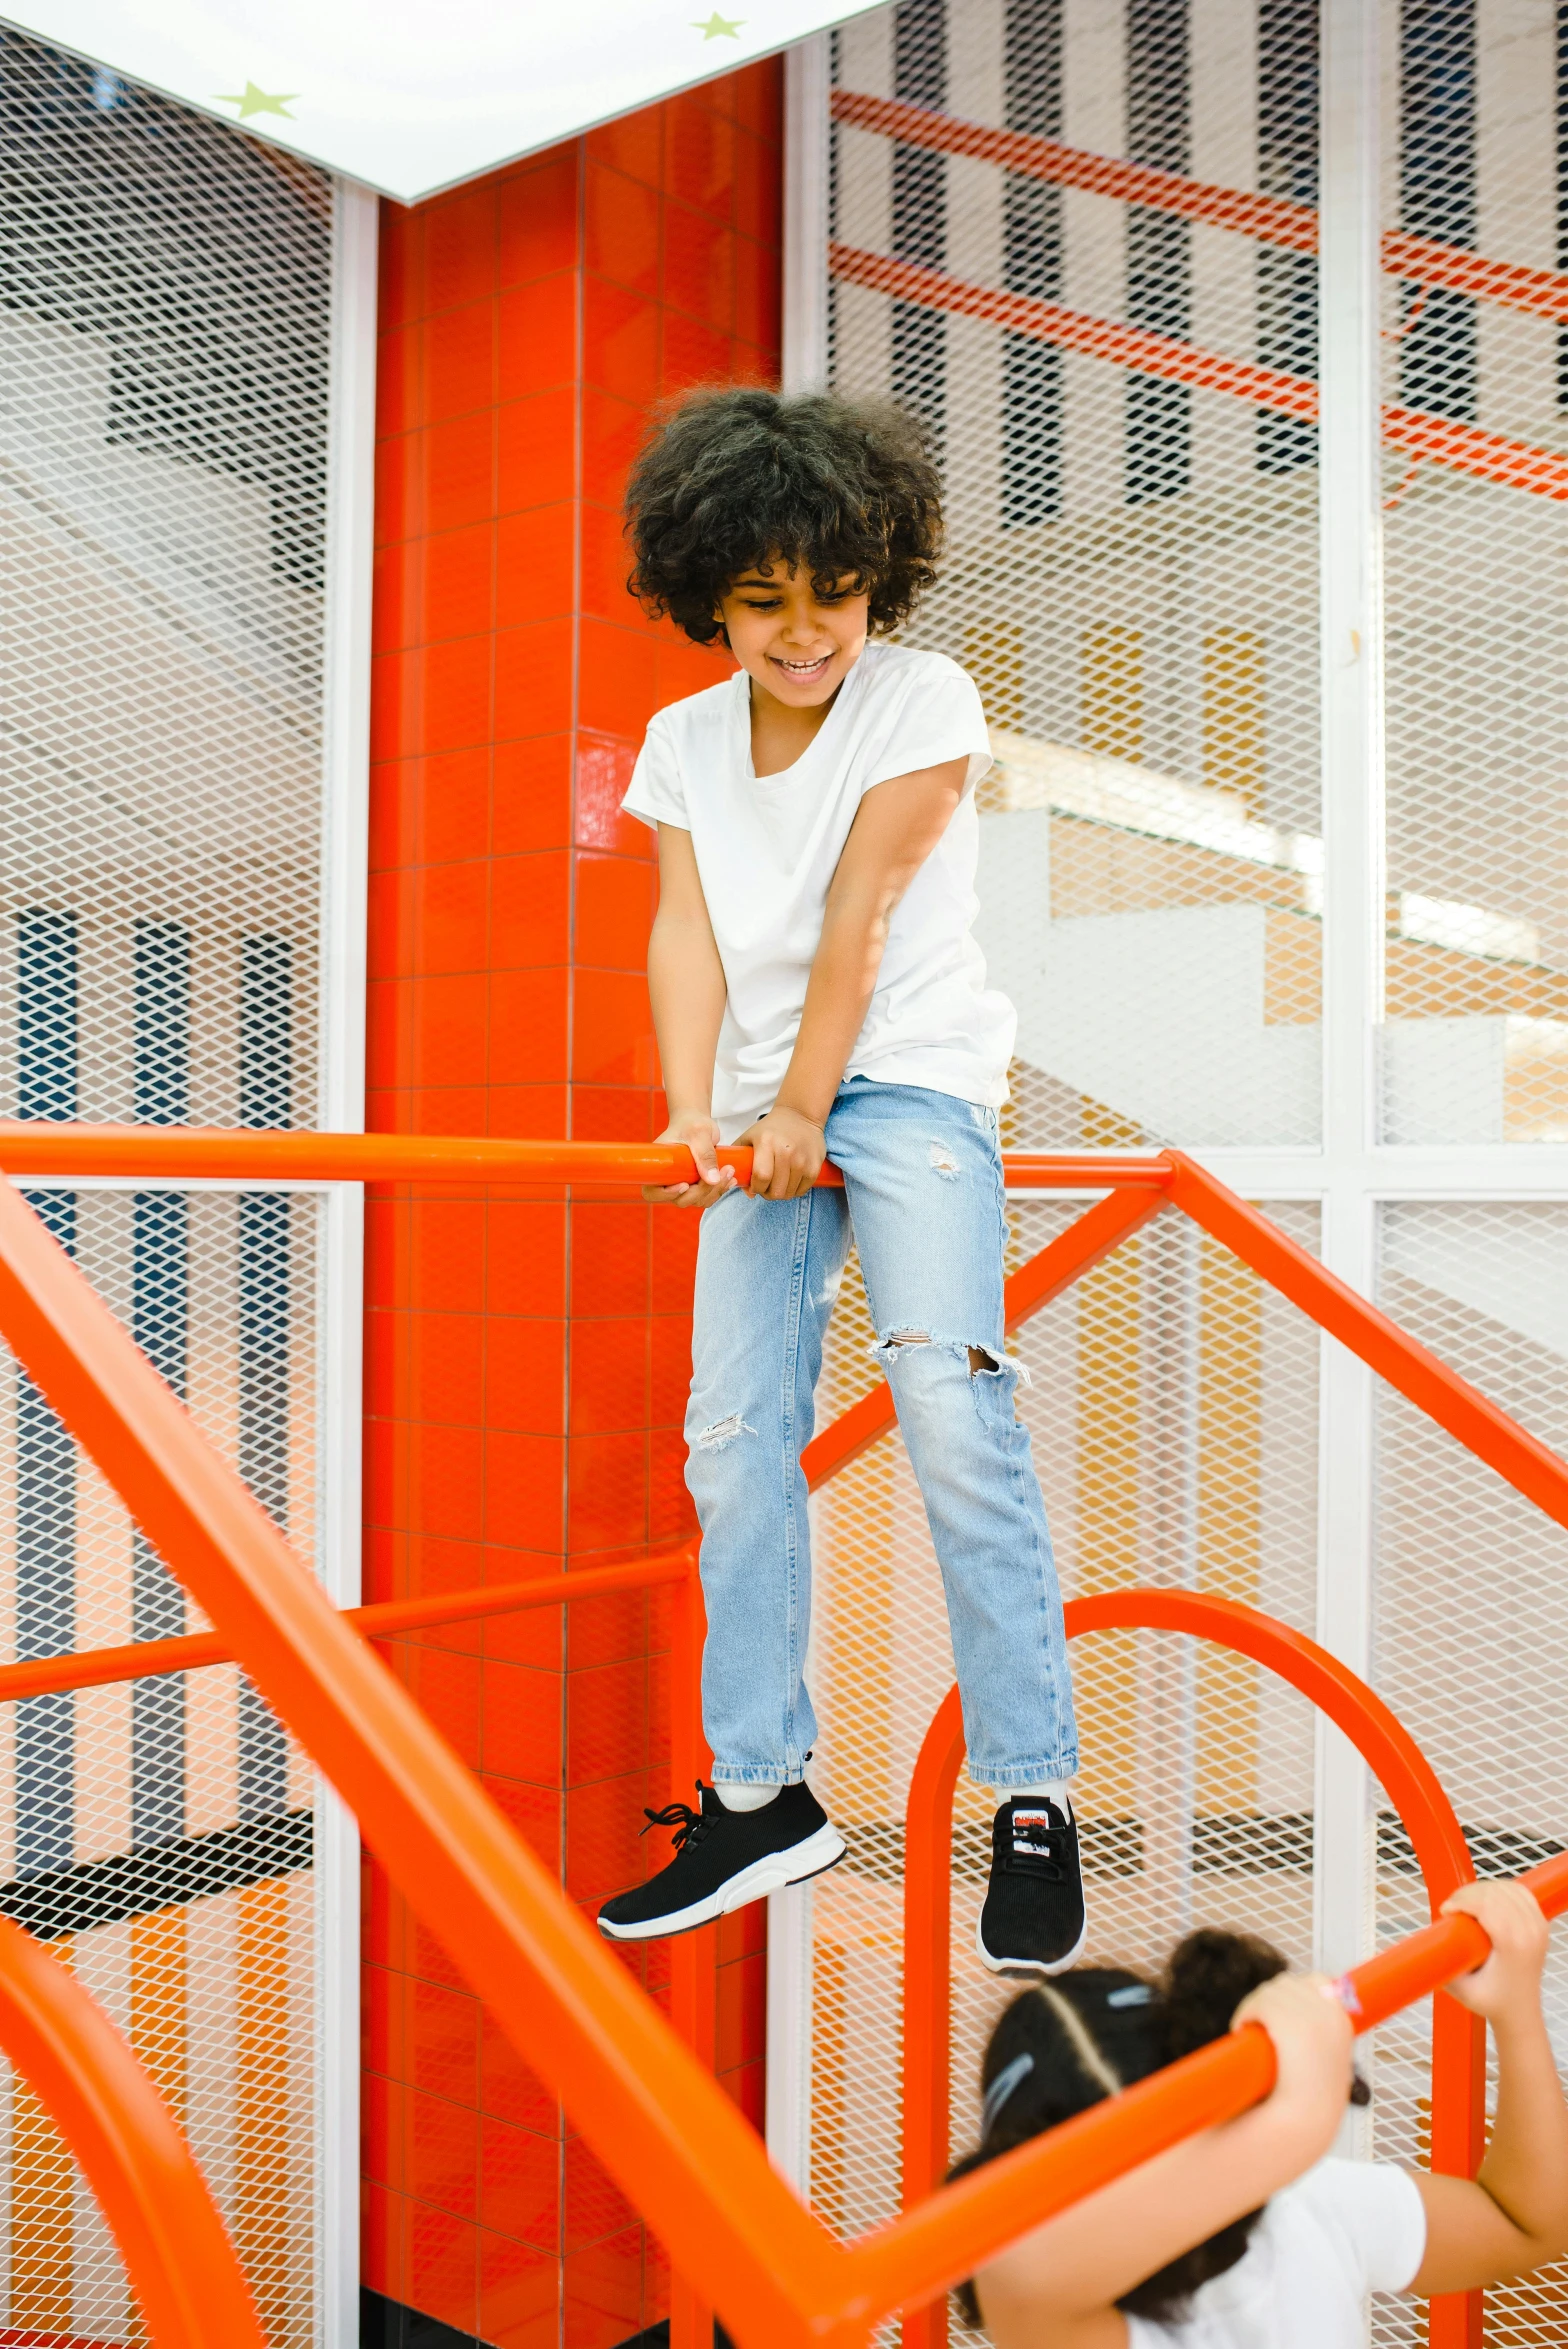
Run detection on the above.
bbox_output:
[773,0,1568,2198]
[315,175,378,2349]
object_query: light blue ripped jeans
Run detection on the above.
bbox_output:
[685,1077,1078,1792]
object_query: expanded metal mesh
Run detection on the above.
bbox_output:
[1373,1202,1568,2347]
[1378,8,1568,1147]
[0,27,332,2343]
[830,0,1323,1154]
[805,1197,1321,2302]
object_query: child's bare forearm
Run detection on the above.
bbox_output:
[649,912,726,1118]
[1478,2010,1568,2253]
[774,900,886,1125]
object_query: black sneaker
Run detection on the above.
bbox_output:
[597,1781,846,1941]
[976,1796,1087,1975]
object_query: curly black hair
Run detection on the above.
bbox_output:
[949,1927,1369,2331]
[623,387,943,645]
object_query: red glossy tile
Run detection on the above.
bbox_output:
[569,1317,649,1436]
[660,308,732,396]
[494,620,576,741]
[480,2116,560,2247]
[362,1960,407,2079]
[363,1410,408,1532]
[575,853,655,971]
[485,1430,567,1552]
[480,2228,560,2349]
[410,1902,471,1993]
[577,499,637,628]
[480,1658,565,1785]
[499,149,581,284]
[573,734,643,855]
[720,2057,765,2132]
[361,2070,404,2188]
[407,2200,480,2333]
[427,183,499,311]
[406,1421,485,1543]
[579,388,645,508]
[490,850,570,969]
[423,523,496,644]
[409,1309,486,1429]
[717,1946,766,2073]
[585,109,663,188]
[485,1776,564,1875]
[733,55,783,139]
[576,622,662,746]
[426,301,496,422]
[568,1204,650,1317]
[570,1087,656,1144]
[733,126,783,247]
[410,971,490,1088]
[411,858,489,976]
[571,968,654,1086]
[489,1083,570,1139]
[366,867,407,984]
[563,1587,649,1673]
[409,2088,481,2221]
[377,321,422,439]
[649,1315,692,1427]
[410,1084,493,1135]
[563,1770,651,1903]
[409,634,495,759]
[409,1977,481,2107]
[564,2139,639,2254]
[734,239,781,354]
[716,1898,766,1964]
[363,1304,401,1418]
[584,165,660,297]
[409,1199,488,1313]
[416,747,493,864]
[407,1644,483,1768]
[423,409,497,534]
[486,1314,567,1435]
[564,2224,644,2349]
[481,2004,560,2134]
[494,734,573,855]
[648,1427,697,1544]
[378,204,425,332]
[582,279,660,404]
[485,1202,567,1317]
[566,1653,648,1783]
[667,93,736,217]
[663,205,734,327]
[361,2180,409,2302]
[650,1210,701,1313]
[497,384,578,514]
[496,505,577,630]
[489,965,569,1083]
[481,1563,564,1670]
[498,273,579,402]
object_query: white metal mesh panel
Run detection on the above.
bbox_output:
[804,1196,1321,2307]
[0,1188,323,2346]
[1377,3,1568,1146]
[1373,1201,1568,2347]
[830,0,1323,1152]
[0,27,333,2343]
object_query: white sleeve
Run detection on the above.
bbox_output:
[860,659,993,797]
[1299,2159,1428,2295]
[621,716,689,830]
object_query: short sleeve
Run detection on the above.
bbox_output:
[860,657,993,797]
[621,715,688,831]
[1299,2160,1428,2295]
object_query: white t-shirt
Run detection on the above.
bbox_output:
[1123,2160,1426,2349]
[621,642,1015,1140]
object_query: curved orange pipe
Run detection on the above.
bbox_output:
[0,1910,264,2349]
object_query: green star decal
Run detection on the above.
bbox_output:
[692,11,744,35]
[214,81,298,121]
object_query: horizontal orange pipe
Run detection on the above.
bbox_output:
[802,1182,1168,1489]
[0,1548,697,1704]
[831,243,1568,504]
[832,89,1568,326]
[0,1909,264,2349]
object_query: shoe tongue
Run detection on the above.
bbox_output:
[1010,1802,1061,1854]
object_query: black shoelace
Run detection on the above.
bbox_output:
[641,1792,714,1854]
[1007,1814,1067,1881]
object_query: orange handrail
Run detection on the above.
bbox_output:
[900,1589,1479,2349]
[0,1908,265,2349]
[1,1140,1566,2346]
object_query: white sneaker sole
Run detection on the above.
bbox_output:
[597,1822,847,1942]
[974,1908,1089,1978]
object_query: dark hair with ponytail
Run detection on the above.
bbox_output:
[950,1928,1368,2329]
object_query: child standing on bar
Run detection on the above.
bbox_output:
[597,389,1084,1974]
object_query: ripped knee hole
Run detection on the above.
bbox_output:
[694,1411,756,1452]
[878,1332,1010,1379]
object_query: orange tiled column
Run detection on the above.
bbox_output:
[362,67,780,2349]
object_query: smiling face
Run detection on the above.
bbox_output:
[716,559,871,708]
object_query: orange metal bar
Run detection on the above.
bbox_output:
[829,243,1568,504]
[0,1548,697,1704]
[802,1182,1168,1490]
[1164,1154,1568,1536]
[0,1909,264,2349]
[830,89,1568,326]
[898,1590,1477,2349]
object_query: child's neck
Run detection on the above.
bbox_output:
[747,672,843,777]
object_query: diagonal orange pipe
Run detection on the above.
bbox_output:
[0,1910,264,2349]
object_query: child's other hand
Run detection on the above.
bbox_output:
[738,1107,827,1200]
[645,1113,735,1209]
[1233,1972,1354,2160]
[1440,1880,1550,2026]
